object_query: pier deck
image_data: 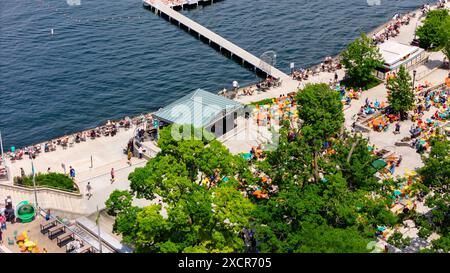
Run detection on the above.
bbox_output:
[143,0,289,80]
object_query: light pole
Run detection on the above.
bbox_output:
[0,130,7,181]
[0,130,5,168]
[413,21,419,41]
[31,159,38,209]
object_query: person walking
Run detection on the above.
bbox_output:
[69,166,76,181]
[127,149,132,166]
[138,146,143,159]
[0,213,6,230]
[396,155,403,167]
[20,167,25,178]
[45,209,51,221]
[394,122,401,134]
[86,182,92,199]
[110,168,115,184]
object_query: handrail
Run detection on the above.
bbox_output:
[37,207,101,253]
[0,182,82,197]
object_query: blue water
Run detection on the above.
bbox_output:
[0,0,428,148]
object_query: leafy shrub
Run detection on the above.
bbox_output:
[14,173,77,192]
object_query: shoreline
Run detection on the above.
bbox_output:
[0,3,429,151]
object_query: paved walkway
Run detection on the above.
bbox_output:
[0,125,148,215]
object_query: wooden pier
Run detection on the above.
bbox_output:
[143,0,289,80]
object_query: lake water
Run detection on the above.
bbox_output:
[0,0,428,148]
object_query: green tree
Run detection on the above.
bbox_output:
[441,17,450,65]
[111,126,255,253]
[416,9,450,49]
[329,134,378,190]
[105,190,133,216]
[296,83,344,144]
[386,65,414,117]
[296,83,344,183]
[419,137,450,189]
[292,224,371,253]
[430,235,450,253]
[120,185,253,253]
[253,172,395,253]
[341,33,383,88]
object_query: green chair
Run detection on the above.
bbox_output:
[8,237,14,245]
[13,230,18,240]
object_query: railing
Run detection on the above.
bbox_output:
[37,207,102,253]
[0,182,82,197]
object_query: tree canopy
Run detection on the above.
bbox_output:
[416,9,450,49]
[419,137,450,189]
[386,65,415,116]
[296,83,344,146]
[107,125,254,253]
[251,84,396,253]
[341,33,383,88]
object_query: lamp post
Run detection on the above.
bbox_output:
[0,130,6,181]
[0,130,5,168]
[412,70,417,91]
[31,159,38,209]
[413,21,419,41]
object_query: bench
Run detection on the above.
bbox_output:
[78,245,93,253]
[56,231,74,247]
[48,225,65,240]
[40,219,57,234]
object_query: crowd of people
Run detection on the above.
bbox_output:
[253,93,298,128]
[4,117,133,164]
[291,68,312,81]
[318,56,342,74]
[336,84,363,106]
[359,98,386,118]
[408,84,449,153]
[148,0,188,7]
[372,12,413,45]
[255,76,282,92]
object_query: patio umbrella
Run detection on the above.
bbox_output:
[394,190,401,196]
[24,241,35,248]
